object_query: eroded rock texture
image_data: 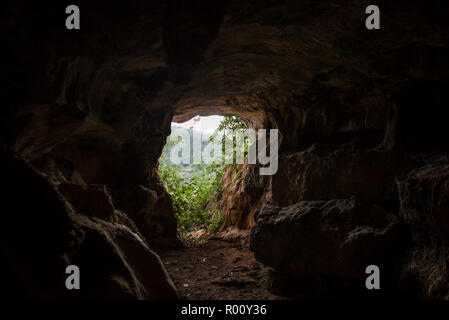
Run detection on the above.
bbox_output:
[250,199,412,297]
[2,0,449,299]
[0,148,179,299]
[251,199,406,277]
[398,157,449,299]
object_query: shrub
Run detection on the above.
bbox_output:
[158,116,247,236]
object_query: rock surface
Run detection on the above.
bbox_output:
[0,148,179,299]
[271,145,424,207]
[398,158,449,299]
[250,199,410,289]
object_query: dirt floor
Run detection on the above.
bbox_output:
[158,228,284,300]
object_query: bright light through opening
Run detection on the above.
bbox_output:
[172,115,224,133]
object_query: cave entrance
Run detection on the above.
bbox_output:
[158,114,252,237]
[157,114,276,299]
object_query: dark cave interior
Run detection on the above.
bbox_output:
[1,0,449,300]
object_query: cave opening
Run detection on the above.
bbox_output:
[3,0,449,302]
[157,114,279,299]
[158,114,253,237]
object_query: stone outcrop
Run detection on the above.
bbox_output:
[397,157,449,299]
[271,145,424,207]
[251,199,407,278]
[250,199,411,297]
[0,148,179,299]
[211,163,270,230]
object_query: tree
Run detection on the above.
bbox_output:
[158,116,248,235]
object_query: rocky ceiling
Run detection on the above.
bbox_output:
[1,0,449,299]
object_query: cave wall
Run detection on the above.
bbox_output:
[2,0,449,298]
[0,147,179,299]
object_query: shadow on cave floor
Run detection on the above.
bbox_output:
[158,230,283,300]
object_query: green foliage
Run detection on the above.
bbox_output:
[216,115,246,132]
[207,208,223,234]
[209,116,250,167]
[159,154,225,235]
[158,116,248,236]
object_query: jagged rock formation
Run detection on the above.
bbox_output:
[250,199,410,298]
[397,156,449,299]
[1,0,449,298]
[0,148,179,299]
[211,163,270,230]
[251,199,407,277]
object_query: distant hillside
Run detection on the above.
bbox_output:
[161,125,217,179]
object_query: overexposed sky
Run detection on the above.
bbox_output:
[172,115,223,133]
